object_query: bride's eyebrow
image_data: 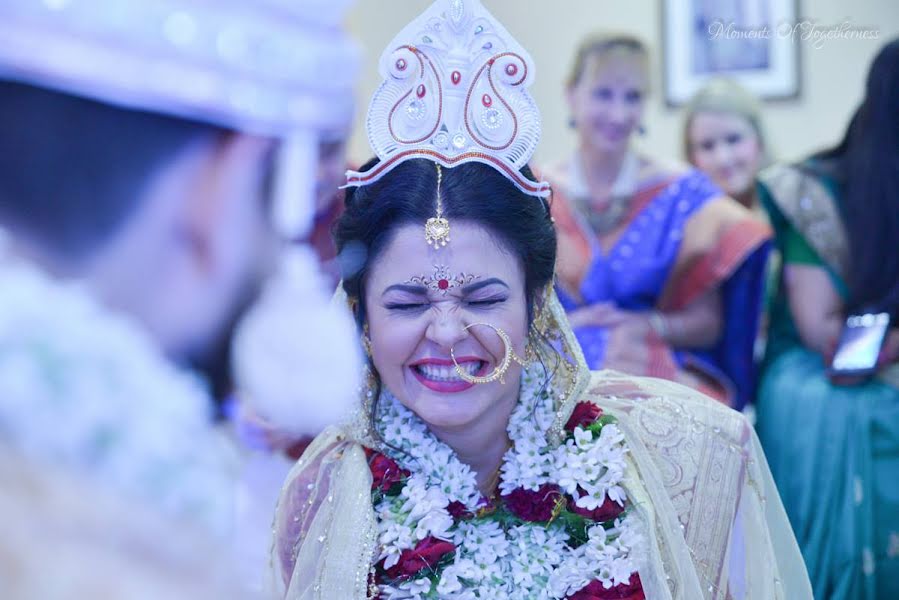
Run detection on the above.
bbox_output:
[382,283,428,297]
[461,278,509,294]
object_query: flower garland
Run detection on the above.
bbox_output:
[366,366,646,600]
[0,235,239,534]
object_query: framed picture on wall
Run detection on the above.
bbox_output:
[662,0,800,106]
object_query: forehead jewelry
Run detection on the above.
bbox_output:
[424,164,451,248]
[406,264,478,295]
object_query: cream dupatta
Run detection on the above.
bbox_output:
[270,289,812,600]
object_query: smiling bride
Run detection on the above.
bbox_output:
[270,2,812,599]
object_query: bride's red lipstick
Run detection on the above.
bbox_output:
[409,357,489,393]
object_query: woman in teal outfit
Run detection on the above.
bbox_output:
[756,38,899,600]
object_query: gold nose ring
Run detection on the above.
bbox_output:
[449,323,527,385]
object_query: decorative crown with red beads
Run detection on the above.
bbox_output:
[345,0,550,197]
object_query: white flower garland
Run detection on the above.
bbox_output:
[0,237,239,534]
[372,366,644,599]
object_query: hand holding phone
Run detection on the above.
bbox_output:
[828,313,891,382]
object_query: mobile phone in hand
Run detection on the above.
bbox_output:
[829,313,891,377]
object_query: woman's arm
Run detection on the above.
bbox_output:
[658,195,767,350]
[782,263,843,357]
[566,287,722,349]
[653,287,723,348]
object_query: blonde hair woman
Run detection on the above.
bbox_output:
[684,78,768,210]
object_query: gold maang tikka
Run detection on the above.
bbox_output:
[424,164,451,248]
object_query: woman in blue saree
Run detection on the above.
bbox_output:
[755,39,899,600]
[547,34,771,410]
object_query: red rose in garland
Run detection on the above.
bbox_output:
[565,401,603,432]
[447,500,473,519]
[382,536,456,580]
[568,574,645,599]
[570,493,625,522]
[502,483,563,522]
[364,448,410,493]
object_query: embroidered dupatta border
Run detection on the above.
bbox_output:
[757,164,849,280]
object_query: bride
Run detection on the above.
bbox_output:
[271,1,811,599]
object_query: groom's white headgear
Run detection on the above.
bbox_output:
[0,0,360,240]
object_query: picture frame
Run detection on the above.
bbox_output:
[662,0,800,106]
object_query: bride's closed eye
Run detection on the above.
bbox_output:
[385,301,429,312]
[466,296,507,308]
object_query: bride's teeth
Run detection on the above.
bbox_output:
[417,362,481,381]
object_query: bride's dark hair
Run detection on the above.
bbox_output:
[335,158,556,327]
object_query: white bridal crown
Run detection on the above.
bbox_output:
[345,0,550,197]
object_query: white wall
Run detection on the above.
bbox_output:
[346,0,899,167]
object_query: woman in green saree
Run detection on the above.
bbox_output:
[755,38,899,600]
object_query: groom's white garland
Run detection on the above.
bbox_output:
[368,365,645,600]
[0,234,238,534]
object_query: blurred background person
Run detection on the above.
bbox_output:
[0,61,250,537]
[683,78,774,379]
[0,0,361,595]
[754,38,899,600]
[683,77,769,212]
[303,131,351,289]
[546,33,771,410]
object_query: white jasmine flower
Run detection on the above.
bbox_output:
[454,521,509,565]
[414,508,454,541]
[379,521,414,567]
[573,427,593,448]
[608,485,627,505]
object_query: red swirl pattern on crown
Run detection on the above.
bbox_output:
[345,0,550,197]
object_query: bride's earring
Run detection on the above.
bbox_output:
[525,331,539,365]
[361,323,373,358]
[532,284,552,337]
[359,362,379,438]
